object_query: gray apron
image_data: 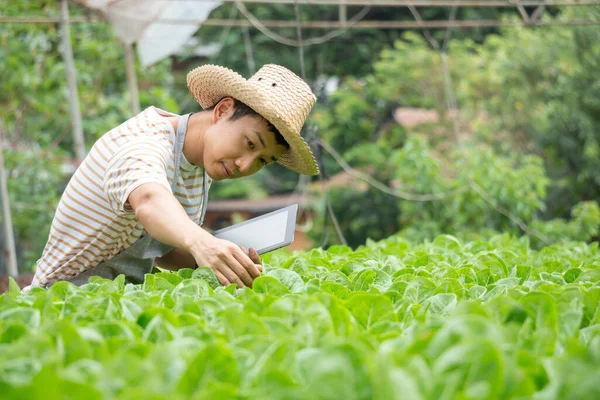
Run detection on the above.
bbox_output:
[63,113,209,286]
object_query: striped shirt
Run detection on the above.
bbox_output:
[24,107,211,291]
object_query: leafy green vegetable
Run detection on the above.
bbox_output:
[1,233,599,399]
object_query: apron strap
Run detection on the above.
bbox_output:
[170,113,191,192]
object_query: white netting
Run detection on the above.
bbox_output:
[81,0,221,67]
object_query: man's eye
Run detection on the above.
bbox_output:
[247,139,254,149]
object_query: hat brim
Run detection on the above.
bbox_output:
[187,65,319,176]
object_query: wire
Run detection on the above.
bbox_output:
[317,139,348,247]
[288,0,347,247]
[230,0,552,246]
[314,135,348,247]
[242,24,256,74]
[318,138,468,201]
[209,5,239,62]
[442,5,458,52]
[408,3,551,245]
[291,173,312,231]
[326,186,348,246]
[293,0,307,80]
[407,4,441,50]
[470,182,550,244]
[290,0,312,236]
[234,1,372,47]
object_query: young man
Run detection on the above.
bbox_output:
[23,64,319,292]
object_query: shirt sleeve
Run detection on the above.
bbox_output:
[103,136,173,213]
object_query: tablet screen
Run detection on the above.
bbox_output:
[212,204,297,254]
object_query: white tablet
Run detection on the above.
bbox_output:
[212,204,298,255]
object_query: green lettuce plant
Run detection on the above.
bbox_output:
[2,233,599,399]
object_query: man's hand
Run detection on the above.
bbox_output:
[242,246,262,268]
[189,236,262,288]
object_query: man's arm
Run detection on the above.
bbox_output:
[129,183,261,287]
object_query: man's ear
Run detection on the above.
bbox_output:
[212,97,235,123]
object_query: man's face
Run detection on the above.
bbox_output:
[204,99,288,181]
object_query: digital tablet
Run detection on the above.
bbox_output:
[212,204,298,255]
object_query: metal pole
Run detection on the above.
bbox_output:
[3,0,600,17]
[0,125,18,277]
[3,16,600,28]
[124,41,141,115]
[59,0,86,162]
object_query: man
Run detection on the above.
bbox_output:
[23,64,319,292]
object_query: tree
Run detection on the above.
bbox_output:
[309,9,600,247]
[0,0,178,271]
[452,7,600,219]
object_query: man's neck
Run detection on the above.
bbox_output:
[165,112,210,168]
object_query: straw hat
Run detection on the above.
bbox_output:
[187,64,319,175]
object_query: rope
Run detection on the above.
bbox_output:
[210,5,239,60]
[470,182,550,243]
[442,5,458,52]
[230,0,551,246]
[408,4,550,244]
[293,1,307,80]
[242,24,256,74]
[290,0,347,247]
[234,1,372,47]
[318,139,468,201]
[407,4,441,50]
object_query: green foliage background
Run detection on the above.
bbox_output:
[1,1,599,272]
[309,7,600,249]
[1,2,600,397]
[0,1,177,271]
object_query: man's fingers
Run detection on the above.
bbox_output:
[241,246,261,265]
[249,248,263,272]
[241,246,262,266]
[216,263,245,288]
[233,247,261,280]
[249,247,262,265]
[214,270,230,286]
[227,253,255,287]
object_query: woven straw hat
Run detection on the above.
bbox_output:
[187,64,319,175]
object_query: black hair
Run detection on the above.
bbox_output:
[206,99,290,149]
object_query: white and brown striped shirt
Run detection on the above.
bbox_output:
[24,107,211,291]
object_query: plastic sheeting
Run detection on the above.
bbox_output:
[80,0,221,67]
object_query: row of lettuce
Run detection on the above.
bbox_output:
[1,233,599,399]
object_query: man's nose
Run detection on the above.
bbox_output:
[234,156,254,174]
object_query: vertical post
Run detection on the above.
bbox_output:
[339,1,347,27]
[0,126,18,277]
[242,26,256,75]
[59,0,86,162]
[124,42,141,115]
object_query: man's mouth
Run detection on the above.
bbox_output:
[222,162,232,178]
